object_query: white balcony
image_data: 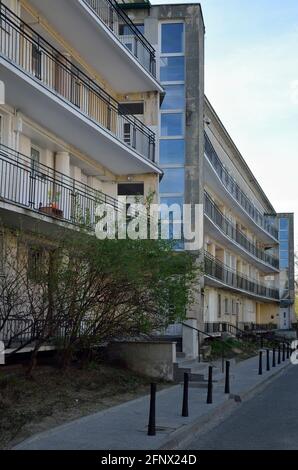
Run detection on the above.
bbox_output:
[204,156,278,245]
[0,4,162,176]
[204,192,279,274]
[27,0,163,93]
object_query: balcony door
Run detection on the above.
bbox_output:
[119,102,144,151]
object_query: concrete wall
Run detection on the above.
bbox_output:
[258,302,279,325]
[107,341,176,381]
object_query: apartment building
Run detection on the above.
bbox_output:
[0,0,294,357]
[204,98,281,332]
[277,213,295,329]
[122,1,295,358]
[0,0,163,273]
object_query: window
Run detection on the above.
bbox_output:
[279,241,288,251]
[161,85,185,110]
[70,73,81,108]
[280,257,289,269]
[160,56,185,82]
[160,196,184,220]
[119,102,144,116]
[161,23,184,54]
[160,168,184,194]
[279,218,289,230]
[119,24,145,55]
[159,22,185,238]
[31,147,40,173]
[118,183,144,197]
[224,298,229,314]
[119,24,144,36]
[279,231,288,241]
[32,42,42,80]
[28,247,44,282]
[160,139,185,165]
[123,122,136,147]
[161,113,183,137]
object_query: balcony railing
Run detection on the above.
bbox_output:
[204,251,279,300]
[204,132,278,240]
[0,4,155,162]
[204,192,279,269]
[0,143,121,229]
[83,0,156,77]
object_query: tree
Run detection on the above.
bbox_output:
[50,232,200,368]
[0,228,200,372]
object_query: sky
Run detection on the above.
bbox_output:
[151,0,298,249]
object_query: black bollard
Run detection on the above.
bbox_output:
[272,348,276,368]
[206,366,213,404]
[182,373,189,417]
[282,343,286,362]
[266,349,270,371]
[225,361,230,394]
[258,350,263,375]
[147,383,156,436]
[278,345,281,364]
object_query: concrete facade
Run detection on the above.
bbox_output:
[125,2,295,359]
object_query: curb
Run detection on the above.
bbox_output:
[158,361,292,450]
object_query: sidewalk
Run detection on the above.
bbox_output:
[14,354,293,450]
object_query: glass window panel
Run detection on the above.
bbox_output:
[280,258,289,269]
[279,231,288,241]
[161,85,185,110]
[160,139,185,165]
[279,241,288,251]
[161,23,184,53]
[280,251,289,260]
[118,183,144,196]
[160,196,184,220]
[160,168,184,194]
[119,24,144,35]
[279,218,289,230]
[160,56,185,82]
[161,113,183,136]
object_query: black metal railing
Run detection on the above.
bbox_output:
[204,132,278,240]
[0,4,155,162]
[0,316,100,348]
[239,322,278,331]
[204,321,277,336]
[83,0,156,77]
[204,251,279,300]
[0,143,121,229]
[204,322,247,337]
[204,192,279,269]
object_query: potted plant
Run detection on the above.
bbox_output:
[39,190,63,218]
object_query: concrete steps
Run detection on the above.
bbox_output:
[173,356,226,385]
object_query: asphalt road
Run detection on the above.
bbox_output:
[187,365,298,450]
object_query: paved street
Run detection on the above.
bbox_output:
[14,355,291,450]
[187,365,298,450]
